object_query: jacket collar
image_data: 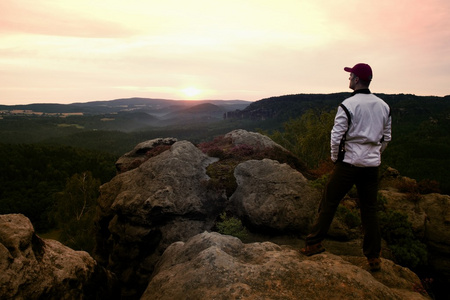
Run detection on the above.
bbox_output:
[351,88,371,96]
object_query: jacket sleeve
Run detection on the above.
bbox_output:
[330,106,349,162]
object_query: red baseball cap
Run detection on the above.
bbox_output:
[344,63,373,81]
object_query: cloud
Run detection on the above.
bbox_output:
[0,0,136,38]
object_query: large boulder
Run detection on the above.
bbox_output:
[115,137,178,173]
[94,140,226,298]
[142,231,428,300]
[0,214,115,300]
[225,129,286,151]
[231,159,320,234]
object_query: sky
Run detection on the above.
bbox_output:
[1,0,450,105]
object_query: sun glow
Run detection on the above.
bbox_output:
[181,87,202,98]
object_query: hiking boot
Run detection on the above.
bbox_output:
[300,243,325,256]
[368,257,381,272]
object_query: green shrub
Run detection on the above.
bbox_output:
[206,161,238,197]
[389,241,428,269]
[378,209,428,268]
[309,174,330,191]
[216,212,248,241]
[336,205,361,228]
[268,109,336,169]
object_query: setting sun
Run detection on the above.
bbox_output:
[182,87,202,98]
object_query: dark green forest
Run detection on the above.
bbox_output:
[0,144,117,230]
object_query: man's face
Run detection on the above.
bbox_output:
[349,73,358,90]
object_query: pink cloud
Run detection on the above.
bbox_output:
[0,1,135,38]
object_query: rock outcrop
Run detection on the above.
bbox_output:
[142,231,428,300]
[94,130,322,298]
[95,140,227,297]
[0,214,115,300]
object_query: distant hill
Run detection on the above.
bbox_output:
[0,98,250,116]
[161,103,226,125]
[0,98,251,130]
[183,103,225,113]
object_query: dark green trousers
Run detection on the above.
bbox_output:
[305,161,381,259]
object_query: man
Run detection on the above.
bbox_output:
[300,63,392,272]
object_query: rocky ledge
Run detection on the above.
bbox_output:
[143,231,428,300]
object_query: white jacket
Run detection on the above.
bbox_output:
[331,90,392,167]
